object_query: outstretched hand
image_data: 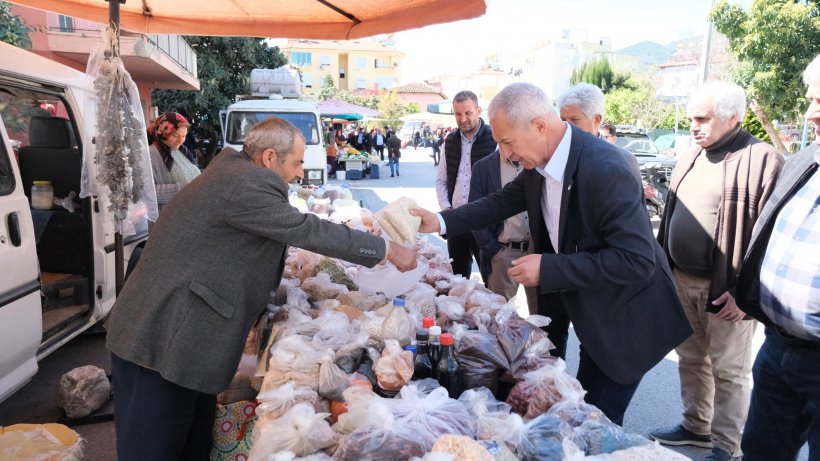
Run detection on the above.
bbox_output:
[387,241,418,272]
[508,254,542,287]
[409,207,441,233]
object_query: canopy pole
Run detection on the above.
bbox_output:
[107,0,126,294]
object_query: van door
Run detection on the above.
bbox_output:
[0,116,41,403]
[0,81,96,361]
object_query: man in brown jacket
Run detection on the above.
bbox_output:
[650,82,784,461]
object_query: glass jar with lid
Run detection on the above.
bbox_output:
[31,180,54,210]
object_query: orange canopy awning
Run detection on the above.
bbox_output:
[11,0,487,39]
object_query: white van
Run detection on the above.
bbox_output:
[222,99,325,185]
[221,68,326,185]
[0,42,148,403]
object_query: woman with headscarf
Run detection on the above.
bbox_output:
[149,112,201,211]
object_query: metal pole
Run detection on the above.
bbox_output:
[698,0,717,86]
[108,0,125,294]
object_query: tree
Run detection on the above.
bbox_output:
[604,84,675,130]
[375,89,416,131]
[151,37,286,144]
[0,1,32,49]
[570,58,635,93]
[711,0,820,153]
[318,74,338,101]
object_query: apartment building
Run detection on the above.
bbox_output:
[280,39,403,96]
[13,5,199,118]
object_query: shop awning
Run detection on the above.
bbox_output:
[11,0,486,40]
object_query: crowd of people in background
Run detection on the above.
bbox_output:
[123,51,820,461]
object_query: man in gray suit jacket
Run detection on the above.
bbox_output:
[413,82,692,425]
[105,117,416,460]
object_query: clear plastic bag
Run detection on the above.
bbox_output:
[318,349,350,401]
[510,337,557,380]
[352,258,427,299]
[374,197,422,245]
[302,272,350,301]
[573,419,650,455]
[333,426,427,461]
[385,386,476,451]
[256,382,320,423]
[249,403,336,460]
[547,400,608,428]
[458,387,520,446]
[452,327,510,394]
[332,385,393,435]
[516,413,577,461]
[431,435,493,461]
[495,307,551,366]
[404,283,438,320]
[507,360,586,419]
[374,340,414,391]
[261,335,325,392]
[435,296,466,325]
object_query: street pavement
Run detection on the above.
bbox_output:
[0,145,808,460]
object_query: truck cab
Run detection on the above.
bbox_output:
[221,68,326,185]
[0,42,148,403]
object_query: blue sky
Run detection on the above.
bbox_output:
[395,0,753,82]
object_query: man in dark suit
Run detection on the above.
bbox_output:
[413,82,693,425]
[105,117,417,460]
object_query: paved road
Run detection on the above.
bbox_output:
[0,145,808,460]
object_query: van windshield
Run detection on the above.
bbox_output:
[226,111,320,145]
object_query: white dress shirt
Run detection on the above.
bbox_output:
[534,122,572,252]
[436,128,478,210]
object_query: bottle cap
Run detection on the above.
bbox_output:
[32,180,52,185]
[440,332,454,346]
[416,329,429,340]
[404,344,417,353]
[422,317,434,328]
[393,297,406,307]
[429,325,442,336]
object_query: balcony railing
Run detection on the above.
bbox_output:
[145,34,197,77]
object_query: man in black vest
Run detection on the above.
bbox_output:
[435,90,497,280]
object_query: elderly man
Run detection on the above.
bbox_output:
[413,82,692,425]
[650,82,784,461]
[105,117,417,460]
[557,83,605,137]
[734,54,820,461]
[435,90,497,281]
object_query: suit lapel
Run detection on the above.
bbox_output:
[557,128,582,252]
[526,170,554,254]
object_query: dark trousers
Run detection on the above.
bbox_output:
[374,144,385,160]
[540,293,570,360]
[447,231,483,282]
[577,346,642,426]
[741,328,820,460]
[111,353,216,461]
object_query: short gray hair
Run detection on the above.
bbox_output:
[803,54,820,87]
[488,83,557,128]
[557,83,605,118]
[243,117,305,164]
[688,81,747,121]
